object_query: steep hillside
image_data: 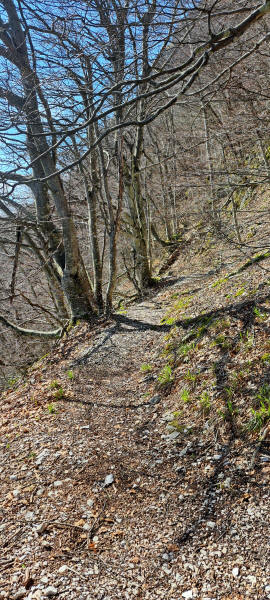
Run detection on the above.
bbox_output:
[1,242,270,600]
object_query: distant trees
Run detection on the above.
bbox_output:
[0,0,270,347]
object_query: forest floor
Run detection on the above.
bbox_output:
[1,240,270,600]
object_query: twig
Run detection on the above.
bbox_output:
[49,521,85,530]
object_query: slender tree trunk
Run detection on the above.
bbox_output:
[4,0,97,322]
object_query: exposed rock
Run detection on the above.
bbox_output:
[103,474,114,487]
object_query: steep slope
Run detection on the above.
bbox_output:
[1,251,270,600]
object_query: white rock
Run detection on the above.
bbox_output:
[163,413,174,421]
[247,575,256,585]
[87,499,94,507]
[14,590,25,600]
[31,592,42,600]
[166,431,180,440]
[25,511,35,521]
[53,480,63,488]
[41,576,49,584]
[206,521,216,528]
[43,586,58,597]
[104,474,114,487]
[182,591,193,599]
[232,567,239,577]
[35,450,50,466]
[58,565,68,573]
[162,566,171,575]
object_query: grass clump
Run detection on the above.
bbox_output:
[200,391,211,415]
[50,379,60,390]
[248,384,270,431]
[180,388,191,404]
[211,275,228,290]
[254,307,268,321]
[158,364,174,386]
[53,386,64,400]
[184,369,197,385]
[261,353,270,363]
[140,363,152,373]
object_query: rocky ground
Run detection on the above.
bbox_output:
[1,254,270,600]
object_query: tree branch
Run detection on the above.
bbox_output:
[0,314,62,338]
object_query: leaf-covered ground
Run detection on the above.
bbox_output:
[1,246,270,600]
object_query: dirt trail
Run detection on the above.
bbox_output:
[1,273,270,600]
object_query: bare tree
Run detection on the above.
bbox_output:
[0,0,270,338]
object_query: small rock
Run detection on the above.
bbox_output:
[149,395,161,405]
[103,474,114,487]
[32,592,42,600]
[212,454,222,461]
[206,521,216,528]
[41,576,49,584]
[182,591,193,599]
[14,590,25,600]
[162,553,170,561]
[35,450,50,466]
[43,586,58,597]
[163,413,174,422]
[53,481,63,488]
[162,552,174,562]
[58,565,68,574]
[36,523,48,535]
[247,575,256,585]
[232,567,239,577]
[166,431,180,440]
[41,540,53,550]
[87,499,94,507]
[25,511,35,521]
[162,565,171,574]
